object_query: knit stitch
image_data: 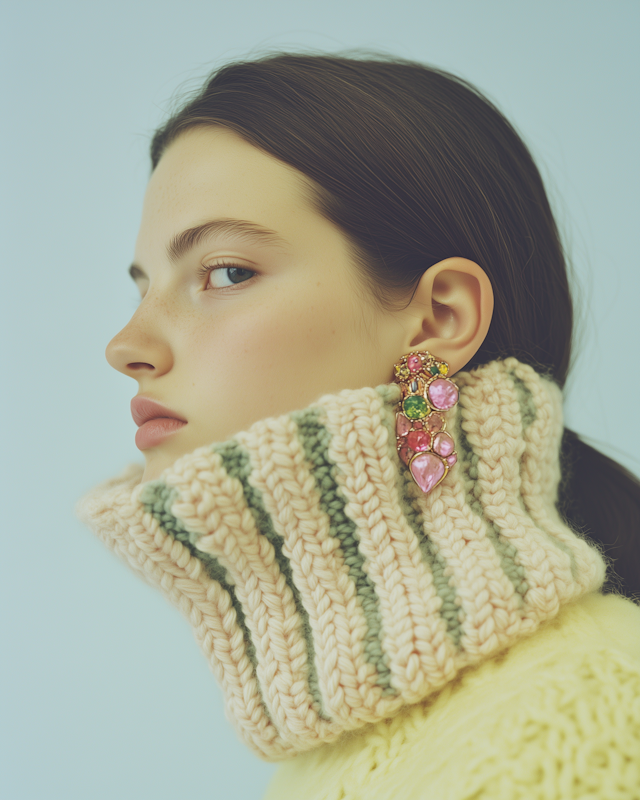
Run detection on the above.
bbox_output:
[262,591,640,800]
[76,357,609,761]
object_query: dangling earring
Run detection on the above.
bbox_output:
[392,350,459,495]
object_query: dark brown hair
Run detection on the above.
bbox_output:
[150,51,639,600]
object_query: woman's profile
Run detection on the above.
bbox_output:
[76,52,640,798]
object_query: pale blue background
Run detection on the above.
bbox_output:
[2,1,639,798]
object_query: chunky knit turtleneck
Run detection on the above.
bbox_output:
[76,357,607,761]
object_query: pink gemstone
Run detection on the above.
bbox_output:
[410,453,446,494]
[424,413,443,434]
[446,453,457,466]
[407,354,422,372]
[433,431,454,457]
[428,378,459,410]
[407,430,431,452]
[399,443,413,465]
[396,414,411,437]
[412,419,423,429]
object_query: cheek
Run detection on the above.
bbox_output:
[201,293,345,364]
[183,290,355,405]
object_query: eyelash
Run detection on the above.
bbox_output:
[196,260,258,291]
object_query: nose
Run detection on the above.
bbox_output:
[105,300,173,379]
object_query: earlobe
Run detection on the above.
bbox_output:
[405,257,494,374]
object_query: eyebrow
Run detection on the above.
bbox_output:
[128,218,289,281]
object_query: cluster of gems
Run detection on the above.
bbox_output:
[392,351,459,495]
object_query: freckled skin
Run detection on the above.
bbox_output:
[106,127,493,482]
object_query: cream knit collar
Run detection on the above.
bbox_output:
[76,357,607,761]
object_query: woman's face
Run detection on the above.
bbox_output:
[107,126,412,482]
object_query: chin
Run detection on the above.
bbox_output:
[139,433,210,483]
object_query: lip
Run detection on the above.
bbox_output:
[131,396,187,451]
[131,396,187,427]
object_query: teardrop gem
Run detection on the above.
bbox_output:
[410,453,446,494]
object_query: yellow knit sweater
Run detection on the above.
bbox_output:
[264,590,640,800]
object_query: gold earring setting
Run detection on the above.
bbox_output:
[392,351,459,494]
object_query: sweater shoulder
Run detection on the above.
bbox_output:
[262,592,640,800]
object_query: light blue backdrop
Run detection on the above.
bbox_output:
[2,2,639,798]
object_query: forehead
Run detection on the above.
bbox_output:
[141,126,311,233]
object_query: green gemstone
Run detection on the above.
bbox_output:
[430,365,440,376]
[403,395,428,419]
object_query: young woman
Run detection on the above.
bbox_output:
[77,53,640,799]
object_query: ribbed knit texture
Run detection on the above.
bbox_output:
[76,357,608,761]
[262,591,640,800]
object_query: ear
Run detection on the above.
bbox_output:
[401,257,494,375]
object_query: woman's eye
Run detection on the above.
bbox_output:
[200,263,257,290]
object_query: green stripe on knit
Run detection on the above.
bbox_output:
[213,439,332,721]
[290,406,396,698]
[509,372,537,430]
[375,385,465,649]
[454,413,530,606]
[139,481,273,722]
[507,372,578,580]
